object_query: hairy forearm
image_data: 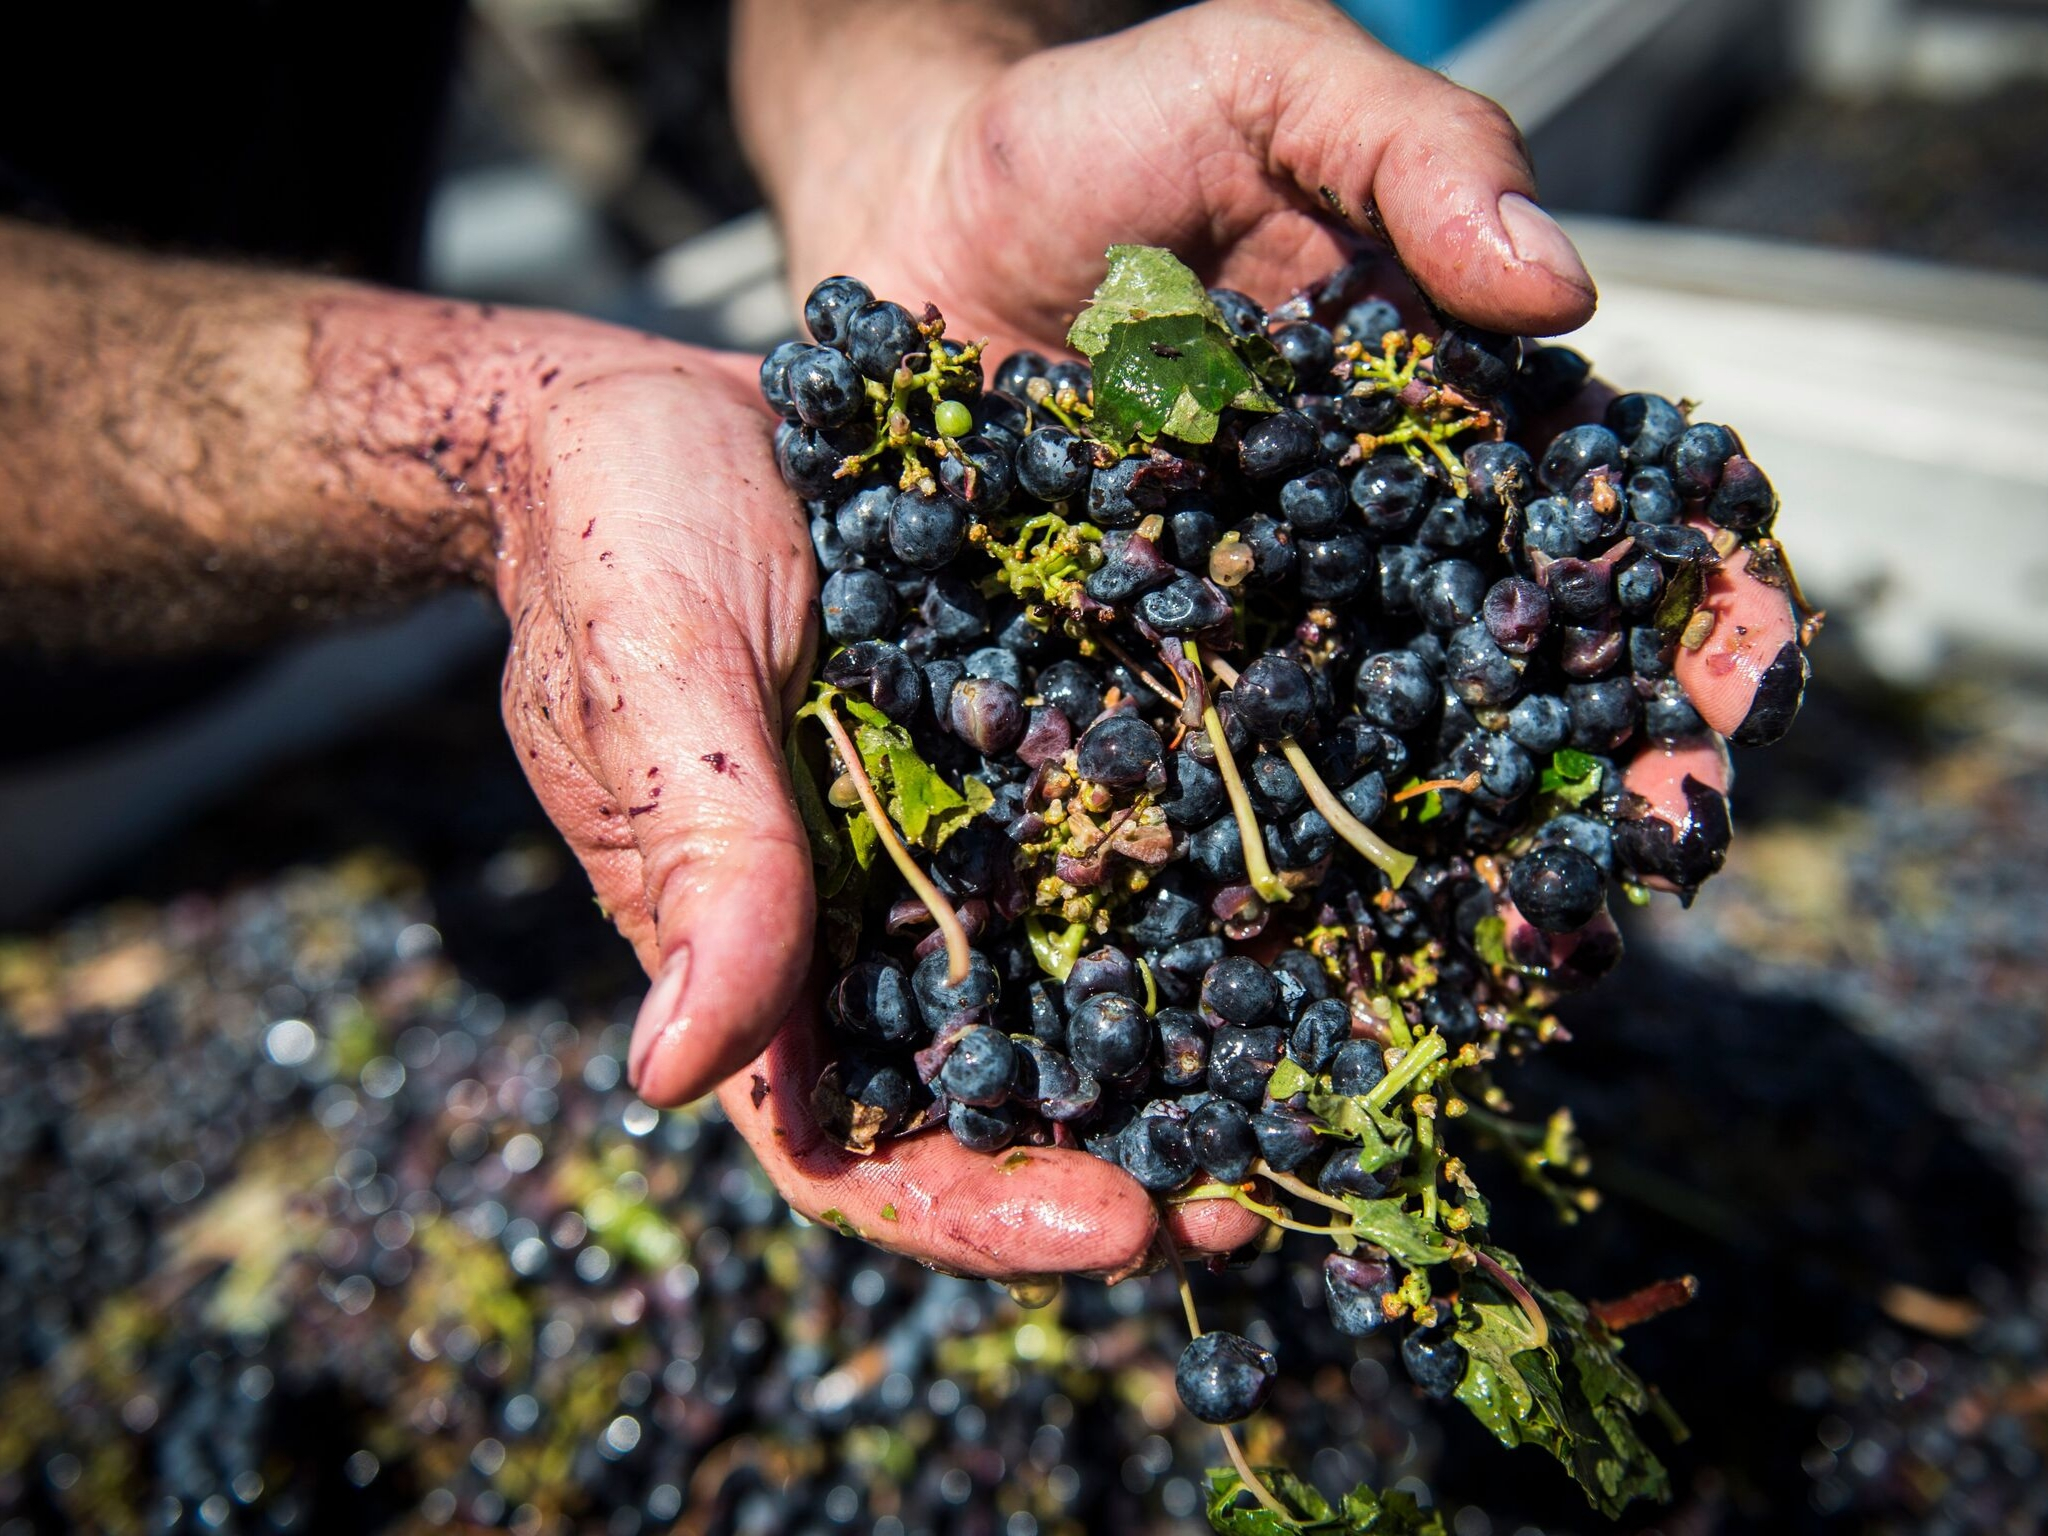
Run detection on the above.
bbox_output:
[0,220,540,650]
[731,0,1142,230]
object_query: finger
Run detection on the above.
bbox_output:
[1167,1197,1269,1257]
[1500,893,1622,988]
[534,368,821,1108]
[720,1010,1161,1280]
[1616,734,1733,899]
[1225,0,1596,333]
[1670,521,1807,745]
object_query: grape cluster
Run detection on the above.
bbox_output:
[766,252,1809,1503]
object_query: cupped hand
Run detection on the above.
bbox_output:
[780,0,1596,359]
[493,333,1260,1278]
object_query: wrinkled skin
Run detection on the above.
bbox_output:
[778,0,1597,362]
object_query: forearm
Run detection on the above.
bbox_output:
[0,221,541,649]
[731,0,1140,234]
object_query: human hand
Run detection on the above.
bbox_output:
[771,0,1597,359]
[494,333,1259,1277]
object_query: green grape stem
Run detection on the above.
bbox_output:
[1368,1030,1449,1110]
[813,699,972,986]
[1200,652,1418,887]
[1159,1226,1295,1526]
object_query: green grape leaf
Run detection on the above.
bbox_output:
[1204,1467,1447,1534]
[1653,556,1706,637]
[1026,916,1089,981]
[1266,1058,1314,1101]
[1340,1196,1453,1268]
[786,722,853,896]
[1068,245,1277,449]
[785,717,867,966]
[1537,749,1602,804]
[1068,245,1212,353]
[1307,1092,1412,1173]
[845,810,879,870]
[1450,1253,1673,1519]
[1471,914,1511,970]
[837,695,989,851]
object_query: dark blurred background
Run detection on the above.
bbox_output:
[2,2,2045,1533]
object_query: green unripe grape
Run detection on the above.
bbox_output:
[933,400,973,439]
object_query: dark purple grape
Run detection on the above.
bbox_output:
[1356,650,1438,733]
[1063,945,1140,1011]
[1626,466,1682,524]
[1279,468,1347,534]
[1176,1331,1276,1424]
[1350,455,1432,535]
[911,947,1000,1029]
[1189,1098,1258,1181]
[1418,560,1488,631]
[1463,440,1535,520]
[1330,1039,1386,1096]
[1207,1025,1285,1104]
[1298,531,1372,601]
[1230,655,1315,742]
[1545,557,1612,621]
[949,676,1025,755]
[1565,677,1639,752]
[847,299,922,381]
[1445,625,1520,707]
[1137,575,1233,637]
[1076,714,1166,789]
[1402,1325,1466,1399]
[1120,1108,1197,1191]
[1234,515,1296,586]
[992,350,1049,396]
[1483,576,1550,653]
[1668,422,1740,498]
[937,435,1013,512]
[759,339,808,417]
[888,486,966,568]
[1157,1010,1210,1090]
[1325,1255,1393,1336]
[1253,1106,1321,1170]
[820,568,894,643]
[1508,844,1606,932]
[1239,411,1319,480]
[1708,455,1776,531]
[1538,424,1624,494]
[790,345,864,427]
[1433,324,1523,398]
[804,275,873,351]
[1341,297,1402,344]
[828,959,920,1044]
[1289,997,1350,1072]
[821,640,923,723]
[1208,288,1267,338]
[1272,322,1337,389]
[1015,425,1092,503]
[1605,392,1687,468]
[937,1025,1016,1107]
[1510,344,1590,411]
[1067,993,1151,1082]
[1201,956,1283,1027]
[947,1100,1019,1152]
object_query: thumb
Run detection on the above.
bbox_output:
[622,674,817,1108]
[1238,1,1596,334]
[522,365,820,1108]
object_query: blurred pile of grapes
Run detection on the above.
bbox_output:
[2,639,2043,1535]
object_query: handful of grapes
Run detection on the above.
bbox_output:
[764,246,1813,1532]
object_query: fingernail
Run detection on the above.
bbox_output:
[1498,192,1595,298]
[628,946,691,1091]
